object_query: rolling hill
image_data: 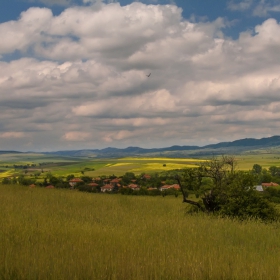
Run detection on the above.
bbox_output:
[41,135,280,158]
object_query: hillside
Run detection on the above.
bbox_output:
[43,135,280,157]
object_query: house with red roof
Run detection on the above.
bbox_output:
[110,178,121,187]
[159,184,180,191]
[110,178,120,182]
[160,185,172,191]
[147,187,157,191]
[127,184,140,191]
[88,182,99,187]
[262,182,279,187]
[101,184,114,192]
[171,184,180,190]
[69,178,84,188]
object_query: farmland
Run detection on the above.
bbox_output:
[0,154,206,179]
[1,152,280,180]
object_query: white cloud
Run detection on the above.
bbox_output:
[0,2,280,150]
[63,131,91,141]
[227,0,280,17]
[0,132,25,139]
[72,89,177,118]
[227,0,253,11]
[253,0,280,17]
[28,0,75,6]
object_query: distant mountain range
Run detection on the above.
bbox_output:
[42,135,280,158]
[2,135,280,158]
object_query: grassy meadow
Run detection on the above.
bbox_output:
[1,184,280,279]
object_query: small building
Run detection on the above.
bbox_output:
[171,184,180,190]
[159,185,171,191]
[127,184,140,191]
[255,185,264,192]
[88,182,99,187]
[262,182,279,188]
[110,178,120,183]
[142,174,151,180]
[101,184,114,192]
[147,187,157,191]
[159,184,180,191]
[69,178,84,188]
[110,178,121,187]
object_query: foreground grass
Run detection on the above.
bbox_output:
[1,185,280,279]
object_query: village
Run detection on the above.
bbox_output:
[26,170,280,199]
[27,172,182,196]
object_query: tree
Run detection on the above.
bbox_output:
[269,166,280,177]
[66,174,75,181]
[2,177,11,184]
[49,176,60,186]
[176,156,279,221]
[80,176,92,183]
[252,164,262,175]
[122,172,136,184]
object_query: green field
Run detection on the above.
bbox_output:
[0,155,206,178]
[235,154,280,170]
[1,153,280,180]
[1,184,280,279]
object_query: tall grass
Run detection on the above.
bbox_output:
[1,185,280,279]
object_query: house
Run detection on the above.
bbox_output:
[101,184,114,192]
[262,182,279,187]
[88,182,99,187]
[159,184,180,191]
[69,178,84,188]
[255,185,264,192]
[171,184,180,190]
[159,185,172,191]
[110,178,121,187]
[142,174,151,180]
[127,184,140,191]
[147,187,157,191]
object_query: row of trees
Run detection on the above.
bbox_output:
[252,163,280,184]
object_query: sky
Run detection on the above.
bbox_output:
[1,0,280,151]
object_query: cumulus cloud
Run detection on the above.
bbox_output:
[0,2,280,150]
[227,0,280,17]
